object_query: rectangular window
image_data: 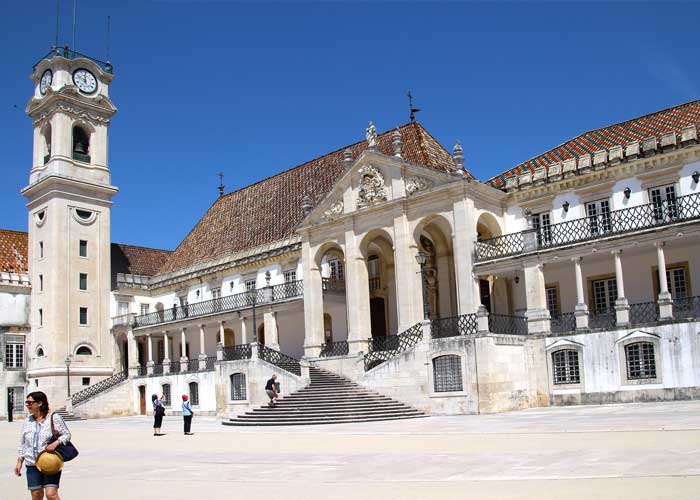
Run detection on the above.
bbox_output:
[162,384,171,406]
[39,308,43,326]
[10,387,25,411]
[4,341,25,369]
[79,273,88,291]
[283,270,296,283]
[79,307,88,325]
[666,266,688,300]
[329,258,345,282]
[118,301,129,316]
[546,286,560,319]
[649,184,678,222]
[552,350,580,385]
[39,274,43,291]
[79,240,88,257]
[82,377,90,386]
[532,212,552,245]
[433,355,464,392]
[245,279,257,291]
[592,278,617,313]
[586,199,612,236]
[39,241,44,259]
[211,287,221,299]
[626,342,657,380]
[140,303,150,316]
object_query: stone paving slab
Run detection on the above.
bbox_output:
[2,401,700,499]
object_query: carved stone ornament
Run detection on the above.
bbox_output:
[356,165,387,208]
[323,201,344,219]
[33,103,111,126]
[405,176,433,196]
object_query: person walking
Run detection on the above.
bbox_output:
[14,391,71,500]
[152,394,165,436]
[181,395,193,435]
[265,374,278,408]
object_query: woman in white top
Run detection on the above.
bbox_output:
[14,391,71,500]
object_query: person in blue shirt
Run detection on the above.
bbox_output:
[182,395,193,435]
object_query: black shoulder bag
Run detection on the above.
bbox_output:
[50,412,79,462]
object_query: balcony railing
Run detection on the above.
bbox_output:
[550,312,576,334]
[589,308,616,330]
[431,313,478,339]
[111,313,135,328]
[476,192,700,262]
[34,46,114,73]
[674,296,700,320]
[258,344,301,376]
[369,276,381,291]
[131,281,303,329]
[136,355,218,378]
[629,301,659,326]
[319,340,349,357]
[488,314,528,335]
[222,344,252,361]
[322,278,346,293]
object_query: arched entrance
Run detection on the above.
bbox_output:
[476,213,505,313]
[360,230,397,338]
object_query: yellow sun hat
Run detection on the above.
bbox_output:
[36,451,64,475]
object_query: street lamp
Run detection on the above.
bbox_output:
[415,251,430,320]
[249,288,258,343]
[64,357,72,398]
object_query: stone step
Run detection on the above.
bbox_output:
[253,403,408,411]
[243,409,423,418]
[223,414,427,427]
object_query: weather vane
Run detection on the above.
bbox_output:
[218,172,225,197]
[407,90,421,122]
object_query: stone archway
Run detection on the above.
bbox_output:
[359,229,397,338]
[414,215,457,320]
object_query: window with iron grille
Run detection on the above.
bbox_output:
[230,373,246,400]
[5,339,24,368]
[552,349,580,384]
[284,270,296,283]
[546,286,560,319]
[625,342,656,380]
[189,382,199,406]
[161,384,171,406]
[532,212,552,245]
[592,278,617,312]
[586,199,612,235]
[432,355,463,392]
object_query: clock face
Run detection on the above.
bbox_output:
[73,69,97,94]
[40,69,52,95]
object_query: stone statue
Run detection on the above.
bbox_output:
[366,121,377,149]
[420,236,439,320]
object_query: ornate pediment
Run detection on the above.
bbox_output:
[356,165,387,209]
[405,175,433,196]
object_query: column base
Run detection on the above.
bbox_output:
[180,357,188,372]
[658,292,673,320]
[146,360,155,376]
[615,298,630,326]
[162,359,171,374]
[525,308,551,335]
[574,304,589,330]
[476,305,490,336]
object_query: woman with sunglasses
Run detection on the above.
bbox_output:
[14,391,71,500]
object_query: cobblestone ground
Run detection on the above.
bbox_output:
[2,401,700,500]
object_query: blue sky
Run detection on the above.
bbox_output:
[1,1,698,250]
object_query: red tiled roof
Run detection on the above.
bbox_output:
[0,229,28,273]
[111,243,172,277]
[487,100,700,189]
[159,121,463,274]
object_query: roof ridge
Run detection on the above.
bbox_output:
[113,242,173,253]
[0,228,28,236]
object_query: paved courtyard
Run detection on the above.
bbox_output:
[2,401,700,499]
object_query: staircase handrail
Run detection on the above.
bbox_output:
[257,344,301,376]
[363,322,423,371]
[71,371,127,406]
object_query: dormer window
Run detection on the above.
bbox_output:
[72,126,91,163]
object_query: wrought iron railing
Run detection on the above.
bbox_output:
[431,313,478,339]
[550,312,576,334]
[476,192,700,261]
[183,358,200,373]
[589,308,616,329]
[137,364,147,377]
[319,340,349,357]
[673,296,700,320]
[165,360,180,374]
[364,323,423,371]
[34,46,114,73]
[71,371,127,406]
[205,355,217,370]
[258,344,301,376]
[629,301,659,326]
[322,278,346,293]
[133,281,303,328]
[222,344,252,361]
[152,364,163,376]
[111,313,134,328]
[369,276,381,291]
[488,314,528,335]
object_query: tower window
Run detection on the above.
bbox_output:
[79,307,88,325]
[39,308,43,326]
[76,209,93,220]
[39,274,43,291]
[39,241,44,259]
[79,273,88,291]
[79,240,88,257]
[76,346,92,356]
[72,126,90,163]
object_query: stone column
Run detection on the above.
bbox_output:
[393,210,418,330]
[127,328,139,377]
[452,198,479,314]
[656,242,673,319]
[180,328,189,372]
[572,257,589,329]
[345,222,372,354]
[301,236,324,357]
[522,262,550,334]
[263,311,280,351]
[146,334,154,375]
[198,324,207,370]
[162,332,170,374]
[239,318,247,344]
[612,250,629,326]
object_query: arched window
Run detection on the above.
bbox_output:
[230,373,246,401]
[161,383,171,406]
[433,355,463,392]
[189,382,199,406]
[551,349,580,385]
[76,345,93,356]
[625,342,656,380]
[72,126,90,162]
[36,347,45,357]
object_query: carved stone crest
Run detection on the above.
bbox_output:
[405,176,432,196]
[323,201,344,219]
[357,165,387,208]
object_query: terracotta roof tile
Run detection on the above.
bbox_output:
[160,122,464,274]
[0,229,28,273]
[111,244,172,277]
[487,100,700,189]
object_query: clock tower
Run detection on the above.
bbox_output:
[22,48,118,406]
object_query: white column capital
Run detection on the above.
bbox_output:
[611,249,623,256]
[571,256,583,263]
[654,241,666,249]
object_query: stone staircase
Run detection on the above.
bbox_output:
[55,408,86,422]
[223,366,425,426]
